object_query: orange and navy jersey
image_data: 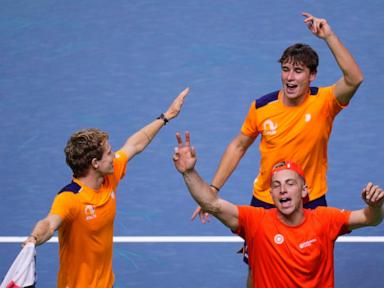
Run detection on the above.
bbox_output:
[241,86,345,203]
[235,205,351,287]
[50,150,128,288]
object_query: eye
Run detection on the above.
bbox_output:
[271,182,281,189]
[286,180,296,186]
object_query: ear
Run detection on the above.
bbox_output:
[301,184,309,199]
[91,158,99,169]
[309,71,317,82]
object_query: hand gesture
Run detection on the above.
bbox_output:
[173,131,196,174]
[302,12,334,39]
[362,182,384,207]
[191,205,211,224]
[164,87,190,120]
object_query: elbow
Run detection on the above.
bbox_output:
[370,218,382,227]
[355,73,364,87]
[365,217,382,227]
[200,199,221,216]
[350,71,364,88]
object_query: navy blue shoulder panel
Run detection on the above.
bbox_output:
[255,87,318,109]
[255,90,279,109]
[310,87,319,95]
[58,181,81,195]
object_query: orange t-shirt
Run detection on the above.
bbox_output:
[50,150,128,288]
[241,86,345,203]
[235,206,351,288]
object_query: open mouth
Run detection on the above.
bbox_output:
[286,83,298,93]
[279,197,292,208]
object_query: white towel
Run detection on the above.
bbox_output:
[0,242,36,288]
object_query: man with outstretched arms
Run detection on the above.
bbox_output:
[23,88,189,288]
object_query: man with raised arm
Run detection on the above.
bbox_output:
[175,132,383,288]
[192,12,364,286]
[23,88,189,288]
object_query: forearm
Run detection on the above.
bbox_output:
[211,141,247,189]
[29,218,55,246]
[325,33,363,87]
[122,117,165,157]
[363,206,384,227]
[183,169,220,214]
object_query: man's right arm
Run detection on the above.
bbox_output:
[211,132,255,190]
[183,169,239,231]
[191,132,255,222]
[24,214,62,246]
[173,131,239,230]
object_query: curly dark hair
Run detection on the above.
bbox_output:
[64,128,109,178]
[278,43,319,73]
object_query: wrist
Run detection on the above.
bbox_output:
[210,184,220,192]
[157,113,169,126]
[181,168,194,177]
[29,234,38,242]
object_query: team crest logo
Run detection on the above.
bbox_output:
[263,119,277,135]
[85,205,96,220]
[274,234,284,245]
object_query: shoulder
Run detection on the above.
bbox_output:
[237,205,267,220]
[58,181,82,195]
[311,206,350,220]
[115,150,129,162]
[254,90,279,109]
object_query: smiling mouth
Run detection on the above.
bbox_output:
[286,83,298,90]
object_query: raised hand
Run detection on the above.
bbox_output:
[362,182,384,207]
[173,131,197,174]
[302,12,333,39]
[164,87,190,120]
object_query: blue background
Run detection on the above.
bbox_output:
[1,0,383,287]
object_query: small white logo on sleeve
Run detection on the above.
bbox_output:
[274,234,284,245]
[305,113,311,122]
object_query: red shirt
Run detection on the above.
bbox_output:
[235,206,351,288]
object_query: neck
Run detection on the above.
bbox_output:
[281,87,311,107]
[77,173,104,190]
[277,209,305,226]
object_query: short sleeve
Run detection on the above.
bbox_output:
[323,85,346,119]
[240,101,259,138]
[50,192,79,222]
[234,206,264,240]
[317,207,351,240]
[113,150,129,180]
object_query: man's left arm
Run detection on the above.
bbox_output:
[303,12,364,105]
[348,182,384,230]
[121,87,189,160]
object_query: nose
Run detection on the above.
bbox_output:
[287,70,295,81]
[280,184,288,194]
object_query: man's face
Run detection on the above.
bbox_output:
[280,60,316,104]
[95,141,115,175]
[270,169,306,217]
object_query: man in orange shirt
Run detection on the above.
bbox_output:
[174,131,384,288]
[23,88,189,288]
[191,12,364,286]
